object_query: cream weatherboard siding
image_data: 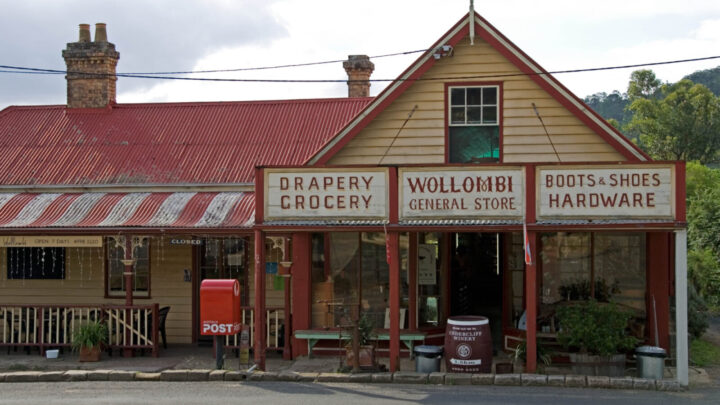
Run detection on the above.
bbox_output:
[0,237,194,344]
[327,37,626,166]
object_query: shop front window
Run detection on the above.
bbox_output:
[311,232,408,329]
[107,237,150,297]
[6,247,65,280]
[418,233,445,327]
[541,232,646,311]
[200,238,247,303]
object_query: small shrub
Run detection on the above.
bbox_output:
[71,321,108,351]
[558,278,620,302]
[512,341,552,367]
[556,300,638,357]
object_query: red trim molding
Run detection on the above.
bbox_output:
[255,167,265,225]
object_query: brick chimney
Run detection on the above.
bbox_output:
[343,55,374,98]
[62,23,120,108]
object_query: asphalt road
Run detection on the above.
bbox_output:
[1,382,718,405]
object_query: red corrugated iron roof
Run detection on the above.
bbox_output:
[0,192,254,228]
[0,98,371,185]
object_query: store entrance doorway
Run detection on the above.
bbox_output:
[451,232,503,351]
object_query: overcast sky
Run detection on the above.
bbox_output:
[1,0,720,110]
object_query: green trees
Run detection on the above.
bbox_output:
[686,162,720,309]
[618,71,720,329]
[627,78,720,164]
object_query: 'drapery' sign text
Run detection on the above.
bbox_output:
[399,167,524,220]
[264,168,388,220]
[537,165,674,219]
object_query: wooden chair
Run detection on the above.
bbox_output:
[157,306,170,349]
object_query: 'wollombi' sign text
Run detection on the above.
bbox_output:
[537,165,674,219]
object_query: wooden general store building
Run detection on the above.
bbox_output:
[0,13,689,384]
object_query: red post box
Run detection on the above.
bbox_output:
[200,279,241,335]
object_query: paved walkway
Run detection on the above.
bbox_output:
[0,345,399,373]
[0,344,712,389]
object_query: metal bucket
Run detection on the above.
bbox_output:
[635,345,666,379]
[414,345,443,373]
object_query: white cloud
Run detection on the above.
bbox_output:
[4,0,720,109]
[555,18,720,96]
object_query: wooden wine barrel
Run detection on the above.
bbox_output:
[444,316,492,373]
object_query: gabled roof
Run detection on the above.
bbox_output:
[0,97,371,186]
[306,12,650,165]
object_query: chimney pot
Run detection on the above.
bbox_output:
[78,24,91,42]
[63,23,120,108]
[94,23,108,42]
[343,55,374,98]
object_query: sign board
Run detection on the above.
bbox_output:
[265,262,278,274]
[170,239,203,246]
[264,168,388,221]
[537,165,675,220]
[418,244,437,285]
[399,167,524,220]
[0,236,102,248]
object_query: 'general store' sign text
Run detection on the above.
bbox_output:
[399,167,524,220]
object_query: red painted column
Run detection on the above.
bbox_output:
[646,232,670,350]
[254,230,266,370]
[291,233,312,357]
[389,231,400,371]
[525,232,538,372]
[524,164,537,372]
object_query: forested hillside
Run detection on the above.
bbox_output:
[583,65,720,137]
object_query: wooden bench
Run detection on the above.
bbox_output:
[294,330,427,357]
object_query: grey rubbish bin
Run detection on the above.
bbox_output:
[636,345,666,379]
[414,345,443,373]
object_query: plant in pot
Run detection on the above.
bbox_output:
[512,341,552,373]
[345,312,377,371]
[556,300,638,376]
[72,321,108,362]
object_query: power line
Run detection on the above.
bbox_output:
[1,54,719,83]
[122,49,430,75]
[0,49,429,77]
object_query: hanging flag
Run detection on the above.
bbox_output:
[524,222,533,265]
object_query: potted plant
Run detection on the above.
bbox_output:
[346,312,377,370]
[511,341,552,373]
[72,321,108,362]
[556,300,638,376]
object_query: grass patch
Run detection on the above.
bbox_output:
[690,338,720,367]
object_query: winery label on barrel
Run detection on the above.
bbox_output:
[445,316,493,373]
[450,343,482,366]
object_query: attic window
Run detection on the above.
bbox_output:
[448,86,500,163]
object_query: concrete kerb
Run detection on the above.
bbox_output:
[0,369,688,390]
[393,371,428,384]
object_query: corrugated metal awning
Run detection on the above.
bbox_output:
[0,192,255,229]
[535,219,676,225]
[399,219,523,226]
[262,219,388,227]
